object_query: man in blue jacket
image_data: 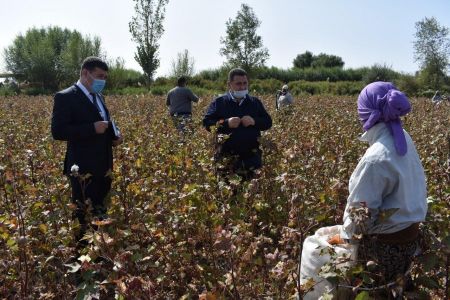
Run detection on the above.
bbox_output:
[203,68,272,178]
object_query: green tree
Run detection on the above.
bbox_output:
[293,51,313,68]
[413,17,450,89]
[106,57,145,90]
[170,49,195,78]
[59,31,102,86]
[293,51,344,69]
[311,53,344,68]
[220,3,269,74]
[129,0,169,83]
[3,26,102,91]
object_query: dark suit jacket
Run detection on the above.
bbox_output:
[51,84,114,177]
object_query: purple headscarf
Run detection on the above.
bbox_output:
[357,81,411,156]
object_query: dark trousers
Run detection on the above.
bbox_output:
[170,113,192,133]
[215,148,262,180]
[69,175,111,240]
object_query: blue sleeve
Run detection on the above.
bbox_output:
[253,99,272,131]
[202,99,232,134]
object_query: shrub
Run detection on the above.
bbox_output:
[288,81,363,96]
[362,64,400,85]
[395,74,420,97]
[150,86,168,96]
[0,85,18,96]
[23,87,52,96]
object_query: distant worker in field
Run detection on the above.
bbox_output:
[276,84,294,110]
[166,76,199,132]
[51,56,123,244]
[203,68,272,179]
[431,90,442,104]
[300,82,427,297]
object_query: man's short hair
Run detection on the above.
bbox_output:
[228,68,248,82]
[177,76,187,86]
[81,56,109,72]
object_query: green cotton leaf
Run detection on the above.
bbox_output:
[361,273,375,285]
[116,295,125,300]
[131,252,143,262]
[442,235,450,247]
[419,253,439,272]
[375,208,399,225]
[350,264,364,275]
[32,201,45,209]
[415,276,441,289]
[315,214,329,222]
[355,291,369,300]
[75,283,98,300]
[6,238,18,251]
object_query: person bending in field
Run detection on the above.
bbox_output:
[300,82,427,297]
[202,68,272,180]
[276,84,294,110]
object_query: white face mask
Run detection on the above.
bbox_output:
[231,89,248,99]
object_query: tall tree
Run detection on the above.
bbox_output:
[220,3,269,73]
[413,17,450,89]
[293,51,344,69]
[311,53,344,68]
[170,49,195,78]
[3,26,102,90]
[293,51,313,68]
[129,0,169,83]
[59,31,102,85]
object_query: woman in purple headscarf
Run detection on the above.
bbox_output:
[300,82,427,299]
[300,82,428,298]
[328,81,428,283]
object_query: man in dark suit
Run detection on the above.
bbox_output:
[51,56,122,241]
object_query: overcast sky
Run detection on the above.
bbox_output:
[1,0,449,77]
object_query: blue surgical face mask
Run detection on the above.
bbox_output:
[88,72,106,93]
[231,89,248,99]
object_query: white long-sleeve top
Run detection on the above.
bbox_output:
[277,92,293,107]
[340,122,427,240]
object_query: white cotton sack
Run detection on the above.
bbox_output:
[299,225,357,300]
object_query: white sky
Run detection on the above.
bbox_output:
[0,0,449,77]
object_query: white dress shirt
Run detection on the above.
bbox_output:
[76,81,108,121]
[340,122,427,240]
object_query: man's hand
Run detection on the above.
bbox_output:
[241,115,255,127]
[227,117,241,128]
[327,234,345,245]
[113,134,123,147]
[94,121,109,134]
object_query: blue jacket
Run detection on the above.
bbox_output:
[203,93,272,155]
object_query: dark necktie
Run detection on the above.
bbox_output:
[90,93,106,120]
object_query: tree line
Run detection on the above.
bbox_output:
[1,1,450,96]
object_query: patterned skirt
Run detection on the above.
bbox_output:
[358,235,418,283]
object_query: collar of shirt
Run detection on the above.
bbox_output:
[228,91,246,106]
[76,80,95,102]
[358,122,388,145]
